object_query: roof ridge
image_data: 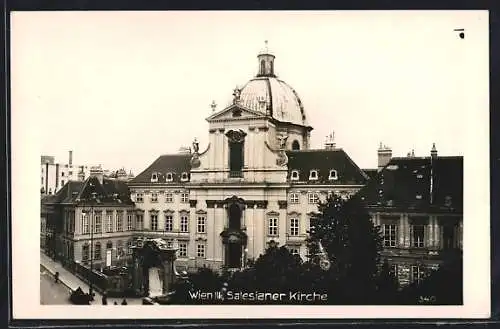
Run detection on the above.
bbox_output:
[287,148,344,153]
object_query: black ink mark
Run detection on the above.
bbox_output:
[454,28,465,39]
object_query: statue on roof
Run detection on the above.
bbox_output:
[192,138,199,154]
[232,87,241,104]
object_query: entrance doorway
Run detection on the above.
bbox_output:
[226,243,242,268]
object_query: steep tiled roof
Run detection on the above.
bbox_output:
[357,156,463,213]
[285,149,368,185]
[129,154,191,185]
[44,177,133,206]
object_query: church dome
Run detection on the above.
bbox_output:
[236,43,308,127]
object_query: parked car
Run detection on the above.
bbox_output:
[69,287,91,305]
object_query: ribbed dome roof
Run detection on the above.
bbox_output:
[238,76,307,126]
[231,44,308,127]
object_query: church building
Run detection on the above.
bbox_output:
[127,45,369,272]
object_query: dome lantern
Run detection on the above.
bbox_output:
[256,40,276,77]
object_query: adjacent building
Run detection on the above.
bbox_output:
[42,166,136,270]
[358,144,463,286]
[41,151,91,195]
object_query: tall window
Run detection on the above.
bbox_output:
[82,244,89,262]
[136,214,143,230]
[390,264,398,277]
[94,242,101,260]
[165,214,173,232]
[268,218,278,236]
[117,240,124,258]
[196,243,206,258]
[151,214,158,231]
[151,193,158,202]
[229,141,244,176]
[289,193,299,204]
[289,218,299,236]
[180,215,189,233]
[443,225,456,249]
[292,140,300,150]
[106,212,113,232]
[197,216,206,233]
[181,193,189,203]
[412,265,424,284]
[383,224,397,247]
[179,242,188,257]
[116,212,123,231]
[82,214,89,234]
[308,193,319,204]
[288,247,300,256]
[412,225,425,248]
[127,213,133,231]
[94,213,102,233]
[136,193,144,203]
[260,60,265,74]
[165,193,173,203]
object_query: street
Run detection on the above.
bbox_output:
[40,265,144,305]
[40,265,72,305]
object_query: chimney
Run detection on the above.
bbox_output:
[78,166,85,181]
[69,150,73,166]
[324,132,336,150]
[431,143,438,158]
[89,165,104,185]
[377,142,392,171]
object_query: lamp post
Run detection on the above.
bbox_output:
[82,192,97,300]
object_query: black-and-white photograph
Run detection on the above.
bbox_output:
[11,10,489,319]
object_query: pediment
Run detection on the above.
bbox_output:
[206,104,266,122]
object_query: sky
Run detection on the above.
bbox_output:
[11,11,482,175]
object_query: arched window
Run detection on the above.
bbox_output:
[166,172,173,182]
[260,60,266,75]
[292,140,300,150]
[181,172,189,181]
[82,244,89,263]
[309,170,318,180]
[106,241,113,249]
[328,169,338,180]
[291,170,300,180]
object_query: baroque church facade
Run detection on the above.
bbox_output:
[127,47,369,271]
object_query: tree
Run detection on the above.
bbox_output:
[375,259,400,304]
[306,194,383,304]
[228,245,307,295]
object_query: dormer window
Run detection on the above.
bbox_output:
[291,170,299,181]
[166,172,173,182]
[181,172,189,182]
[328,169,338,180]
[309,170,318,181]
[416,194,422,200]
[151,173,158,182]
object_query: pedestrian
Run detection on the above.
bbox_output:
[121,299,128,305]
[54,271,59,283]
[113,301,118,305]
[102,292,107,305]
